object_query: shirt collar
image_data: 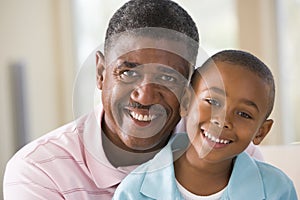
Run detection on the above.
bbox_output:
[137,135,266,200]
[225,152,265,199]
[139,133,189,199]
[80,106,131,188]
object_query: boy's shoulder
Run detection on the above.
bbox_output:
[229,152,297,199]
[254,158,295,189]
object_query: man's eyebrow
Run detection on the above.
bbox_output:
[157,65,180,75]
[117,61,140,69]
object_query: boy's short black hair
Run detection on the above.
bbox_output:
[192,49,275,118]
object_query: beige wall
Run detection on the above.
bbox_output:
[0,0,75,197]
[0,0,296,197]
[237,0,282,145]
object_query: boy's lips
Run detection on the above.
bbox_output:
[201,129,233,147]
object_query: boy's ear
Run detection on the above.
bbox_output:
[180,86,192,117]
[96,51,105,90]
[253,119,274,145]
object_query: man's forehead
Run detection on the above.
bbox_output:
[105,34,192,66]
[117,48,188,63]
[109,36,188,60]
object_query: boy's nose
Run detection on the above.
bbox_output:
[210,116,233,130]
[130,83,162,105]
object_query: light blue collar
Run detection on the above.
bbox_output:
[139,133,188,199]
[223,152,265,199]
[138,134,266,200]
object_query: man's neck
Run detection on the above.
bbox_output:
[102,131,159,167]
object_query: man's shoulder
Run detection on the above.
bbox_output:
[13,121,79,160]
[12,110,100,161]
[4,111,101,192]
[6,110,100,174]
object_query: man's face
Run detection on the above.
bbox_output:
[98,37,191,152]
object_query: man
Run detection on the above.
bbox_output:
[3,0,200,199]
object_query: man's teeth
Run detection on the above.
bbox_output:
[130,111,155,122]
[203,131,230,144]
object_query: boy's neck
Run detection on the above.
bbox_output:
[174,146,234,196]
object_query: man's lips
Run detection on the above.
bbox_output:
[129,110,158,122]
[125,103,166,123]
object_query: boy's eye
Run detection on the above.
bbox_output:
[205,98,221,107]
[237,111,252,119]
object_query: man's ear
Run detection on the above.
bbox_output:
[253,119,274,145]
[180,86,192,117]
[96,51,105,90]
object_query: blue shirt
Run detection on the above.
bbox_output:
[113,133,298,200]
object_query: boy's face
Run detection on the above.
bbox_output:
[186,61,273,163]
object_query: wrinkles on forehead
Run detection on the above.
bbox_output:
[105,27,197,67]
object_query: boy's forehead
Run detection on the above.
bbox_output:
[193,62,225,90]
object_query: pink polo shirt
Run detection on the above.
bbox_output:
[3,105,263,200]
[3,105,137,200]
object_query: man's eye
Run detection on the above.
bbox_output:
[119,70,140,83]
[160,75,176,82]
[237,111,252,119]
[205,98,221,107]
[122,70,138,77]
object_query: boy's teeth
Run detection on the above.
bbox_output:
[203,131,230,144]
[130,111,155,122]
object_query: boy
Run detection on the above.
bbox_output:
[113,50,297,199]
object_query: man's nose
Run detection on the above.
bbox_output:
[130,83,162,105]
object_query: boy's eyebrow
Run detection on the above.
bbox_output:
[207,87,226,95]
[240,98,260,112]
[206,88,260,112]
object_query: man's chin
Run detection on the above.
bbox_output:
[122,137,162,153]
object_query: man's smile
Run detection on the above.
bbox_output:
[129,111,157,122]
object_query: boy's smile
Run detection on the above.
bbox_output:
[201,129,232,146]
[186,61,273,163]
